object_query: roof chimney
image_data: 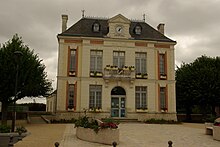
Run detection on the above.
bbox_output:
[157,23,165,34]
[62,14,68,32]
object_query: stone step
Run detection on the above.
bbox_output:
[29,116,47,124]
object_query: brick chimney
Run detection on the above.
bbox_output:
[157,23,165,34]
[62,14,68,32]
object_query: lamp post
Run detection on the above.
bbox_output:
[11,51,23,132]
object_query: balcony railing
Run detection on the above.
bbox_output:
[103,65,135,80]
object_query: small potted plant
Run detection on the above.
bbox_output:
[160,74,167,79]
[136,73,142,78]
[129,66,135,71]
[161,107,168,112]
[105,65,111,70]
[142,73,148,79]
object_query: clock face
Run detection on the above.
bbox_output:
[116,26,123,34]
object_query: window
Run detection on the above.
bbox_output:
[89,85,102,109]
[160,87,166,109]
[135,86,147,109]
[135,25,142,35]
[93,23,100,32]
[90,50,103,74]
[159,54,165,75]
[113,51,125,68]
[135,53,147,74]
[69,49,76,72]
[68,84,74,109]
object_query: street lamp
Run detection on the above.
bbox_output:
[11,51,23,132]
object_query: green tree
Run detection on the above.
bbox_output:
[176,56,220,120]
[0,34,52,125]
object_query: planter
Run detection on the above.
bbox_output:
[213,126,220,141]
[89,108,102,112]
[161,110,168,113]
[136,109,148,112]
[0,132,30,147]
[160,75,167,80]
[76,127,119,145]
[205,122,213,135]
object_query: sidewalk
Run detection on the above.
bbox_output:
[60,123,220,147]
[14,123,220,147]
[14,124,66,147]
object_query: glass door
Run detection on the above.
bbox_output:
[111,96,126,117]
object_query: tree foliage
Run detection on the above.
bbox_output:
[0,34,52,124]
[176,55,220,119]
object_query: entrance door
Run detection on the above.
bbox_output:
[111,96,126,117]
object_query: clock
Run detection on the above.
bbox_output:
[115,26,123,34]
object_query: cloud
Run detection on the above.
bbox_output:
[1,0,220,92]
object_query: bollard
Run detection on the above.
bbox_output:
[168,140,173,147]
[8,135,14,147]
[112,141,117,147]
[54,142,59,147]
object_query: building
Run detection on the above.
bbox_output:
[46,90,56,112]
[49,14,177,121]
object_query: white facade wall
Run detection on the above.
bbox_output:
[55,37,176,120]
[54,13,176,120]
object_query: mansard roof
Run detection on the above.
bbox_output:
[58,17,176,43]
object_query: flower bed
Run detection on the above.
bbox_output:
[75,116,119,145]
[76,127,119,145]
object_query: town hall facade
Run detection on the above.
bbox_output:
[47,14,177,121]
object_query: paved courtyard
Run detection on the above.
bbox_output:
[15,123,220,147]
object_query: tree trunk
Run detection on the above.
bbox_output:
[1,102,8,125]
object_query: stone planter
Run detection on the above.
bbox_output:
[76,127,119,145]
[205,122,213,135]
[0,132,30,147]
[213,126,220,141]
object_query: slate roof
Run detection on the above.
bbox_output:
[58,17,176,43]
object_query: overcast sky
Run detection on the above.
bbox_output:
[1,0,220,90]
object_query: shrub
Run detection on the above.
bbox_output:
[0,125,11,133]
[144,118,181,124]
[16,126,27,134]
[202,115,216,123]
[75,116,118,133]
[51,118,76,123]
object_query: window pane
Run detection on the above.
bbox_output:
[160,87,166,108]
[93,23,99,32]
[90,51,103,72]
[113,51,125,67]
[68,84,74,107]
[135,53,147,74]
[160,54,165,74]
[135,86,147,109]
[89,85,102,108]
[70,50,76,71]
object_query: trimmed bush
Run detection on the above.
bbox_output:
[144,118,181,124]
[0,125,11,133]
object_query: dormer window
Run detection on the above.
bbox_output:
[135,25,142,35]
[93,23,100,32]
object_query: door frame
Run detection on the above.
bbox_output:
[111,95,126,118]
